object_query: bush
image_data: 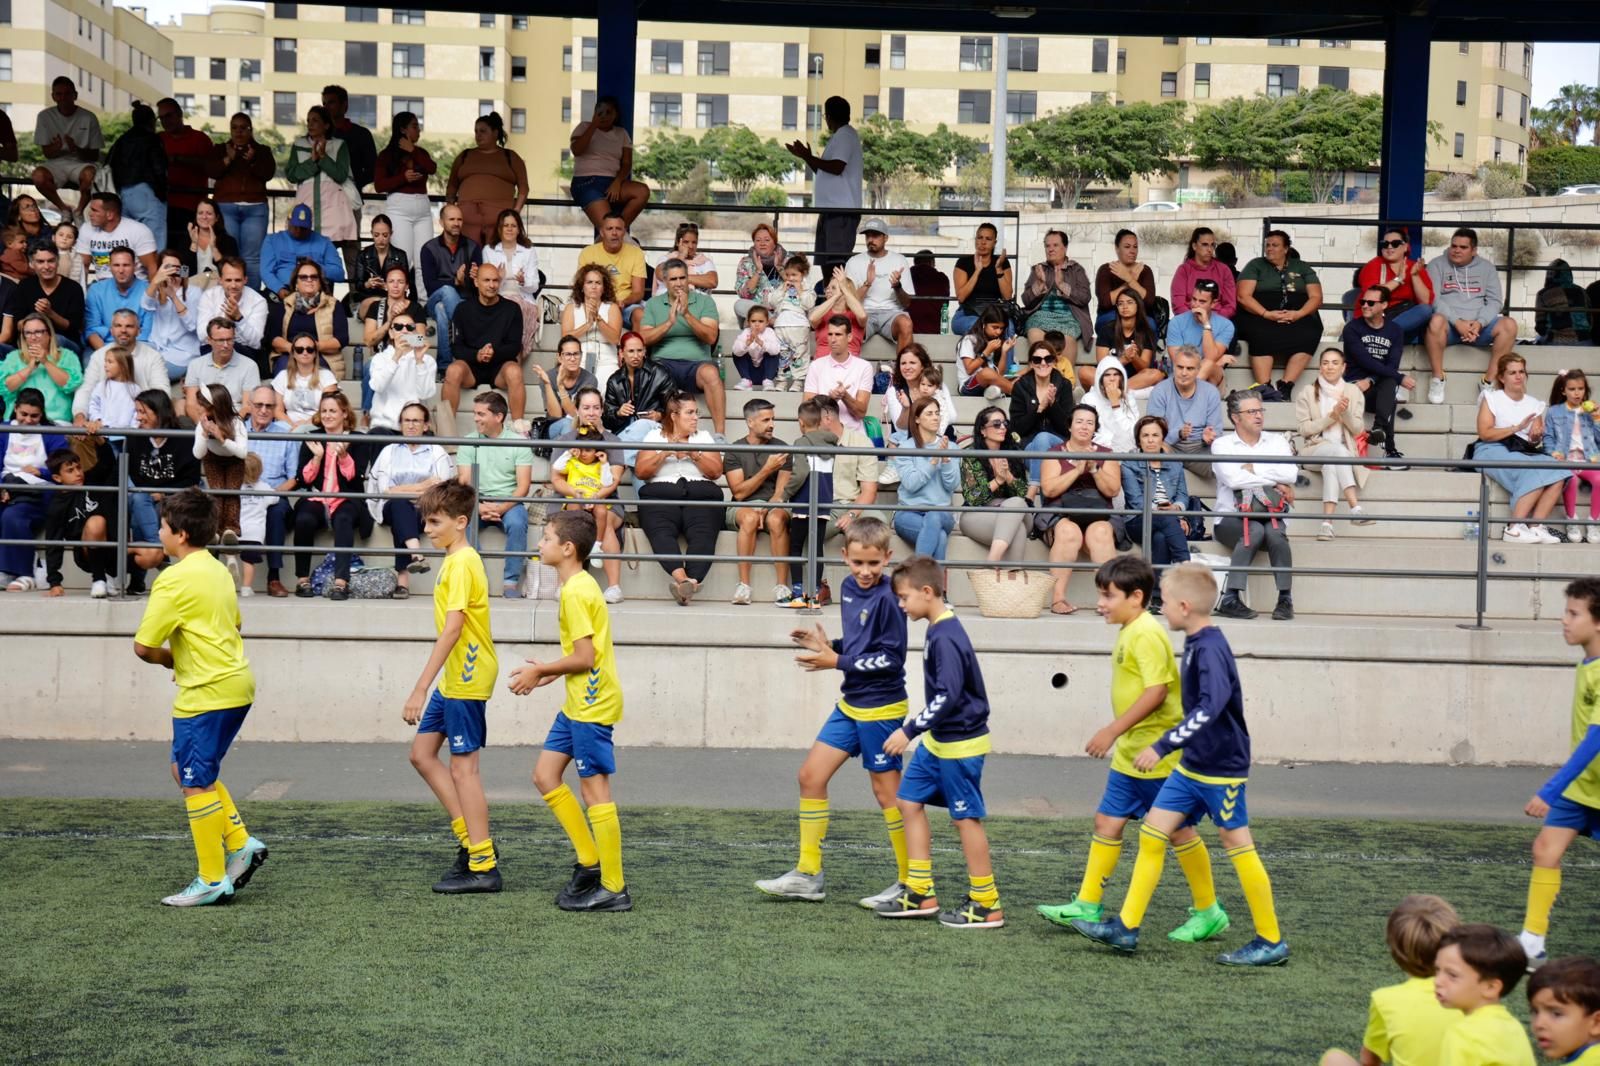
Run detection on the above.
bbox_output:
[1478,163,1532,200]
[1279,172,1314,203]
[1210,174,1253,207]
[745,185,788,208]
[1423,171,1445,192]
[1526,145,1600,194]
[1433,173,1471,201]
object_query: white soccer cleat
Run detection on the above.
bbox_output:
[857,881,907,910]
[755,868,825,901]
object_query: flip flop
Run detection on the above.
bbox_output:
[1050,599,1078,615]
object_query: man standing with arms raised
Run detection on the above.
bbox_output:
[786,97,862,278]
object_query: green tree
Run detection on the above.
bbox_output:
[1187,95,1292,183]
[1007,100,1185,209]
[1529,105,1571,151]
[852,114,982,208]
[633,131,704,187]
[698,126,791,201]
[1527,145,1600,192]
[1281,87,1383,203]
[1549,84,1600,146]
[746,184,788,208]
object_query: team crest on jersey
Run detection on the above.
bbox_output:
[859,608,869,626]
[953,800,968,812]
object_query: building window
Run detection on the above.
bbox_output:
[346,6,377,22]
[1319,39,1350,48]
[273,92,297,126]
[210,94,226,117]
[889,87,904,120]
[1267,38,1299,47]
[697,41,729,76]
[1195,36,1212,45]
[1160,72,1177,98]
[1318,67,1349,91]
[1456,80,1467,106]
[1117,48,1127,75]
[240,96,260,119]
[0,0,9,22]
[1493,136,1502,163]
[561,97,571,122]
[581,90,595,116]
[807,104,821,129]
[392,9,423,24]
[959,36,994,72]
[513,15,527,29]
[174,56,194,79]
[863,95,879,118]
[273,38,296,74]
[1091,91,1107,105]
[808,53,824,77]
[480,12,495,28]
[651,40,683,75]
[1496,86,1505,120]
[346,42,376,77]
[1194,62,1211,99]
[890,35,906,70]
[1006,90,1036,125]
[864,44,880,69]
[958,89,990,125]
[174,93,194,112]
[1453,132,1464,158]
[562,46,572,72]
[511,55,527,81]
[782,96,798,130]
[1266,65,1298,98]
[1458,41,1469,54]
[210,57,226,80]
[1007,37,1039,72]
[696,94,728,128]
[581,37,597,72]
[240,59,261,83]
[1523,45,1533,80]
[479,47,495,81]
[1520,93,1528,129]
[1162,36,1179,45]
[1497,42,1507,68]
[273,3,297,16]
[478,99,493,117]
[511,108,526,133]
[783,43,799,78]
[395,97,423,122]
[348,94,376,126]
[1519,144,1526,166]
[649,92,682,127]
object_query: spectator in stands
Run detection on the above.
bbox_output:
[884,342,955,436]
[787,96,862,276]
[907,249,950,336]
[602,331,669,464]
[1476,352,1566,545]
[1095,229,1157,329]
[30,77,102,220]
[568,95,650,231]
[141,250,203,381]
[734,223,789,323]
[787,395,885,595]
[156,98,214,251]
[1235,229,1323,402]
[80,192,158,282]
[1547,369,1600,543]
[1085,356,1139,453]
[1020,229,1092,354]
[578,213,647,329]
[374,112,436,275]
[446,112,527,246]
[1,315,81,424]
[1340,285,1415,467]
[74,309,163,426]
[1,227,29,284]
[561,263,622,392]
[197,258,267,373]
[261,203,346,306]
[722,397,794,606]
[1122,414,1191,598]
[370,401,454,599]
[6,196,54,255]
[443,261,527,423]
[1355,228,1434,342]
[191,382,249,540]
[321,85,377,278]
[952,223,1014,337]
[39,447,118,592]
[52,222,83,289]
[646,222,717,327]
[456,390,531,597]
[1146,345,1224,476]
[1215,241,1240,279]
[286,105,359,248]
[1166,278,1235,387]
[105,103,167,244]
[1093,290,1162,392]
[0,112,17,224]
[207,113,277,288]
[959,405,1032,566]
[548,387,626,601]
[124,387,201,579]
[533,334,598,439]
[1295,349,1375,540]
[361,264,425,411]
[182,200,239,283]
[806,265,864,367]
[731,306,780,392]
[890,396,960,563]
[0,389,68,591]
[958,305,1020,398]
[641,257,725,437]
[366,310,436,435]
[845,217,914,352]
[292,392,364,599]
[1212,389,1298,621]
[83,248,149,353]
[273,333,340,431]
[1534,259,1591,346]
[419,204,479,376]
[480,209,542,355]
[804,315,874,433]
[84,344,141,436]
[1038,403,1120,616]
[1011,339,1075,488]
[267,257,348,376]
[243,384,296,597]
[349,214,410,320]
[2,244,84,354]
[1170,227,1238,320]
[1424,227,1517,404]
[634,390,725,606]
[184,318,261,423]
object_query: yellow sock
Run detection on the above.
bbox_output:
[184,791,228,883]
[1119,824,1171,930]
[969,873,999,909]
[1076,834,1123,904]
[450,816,471,850]
[1173,836,1217,911]
[543,785,599,867]
[882,807,909,883]
[213,780,250,852]
[907,858,934,896]
[1227,843,1281,943]
[589,802,624,892]
[468,837,496,873]
[1524,867,1561,936]
[797,798,829,876]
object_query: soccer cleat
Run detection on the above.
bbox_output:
[224,837,269,889]
[1167,902,1231,943]
[160,875,235,907]
[1526,951,1549,973]
[432,867,503,894]
[857,881,907,910]
[1217,935,1290,967]
[875,887,940,918]
[755,868,825,901]
[1071,915,1139,952]
[561,883,633,912]
[1036,898,1104,928]
[731,581,752,605]
[557,862,601,908]
[939,896,1005,930]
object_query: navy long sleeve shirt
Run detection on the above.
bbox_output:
[829,574,909,711]
[1151,625,1250,778]
[903,611,991,747]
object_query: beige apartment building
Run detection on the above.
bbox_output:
[0,0,172,130]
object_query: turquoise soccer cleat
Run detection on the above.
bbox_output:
[160,876,235,908]
[223,837,268,890]
[1071,915,1140,952]
[1217,936,1290,967]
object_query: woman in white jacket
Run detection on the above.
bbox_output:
[366,311,438,434]
[479,208,543,356]
[1085,355,1140,454]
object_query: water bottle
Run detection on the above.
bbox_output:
[350,344,366,383]
[940,301,950,335]
[1463,509,1479,540]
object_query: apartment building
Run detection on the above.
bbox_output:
[0,0,173,130]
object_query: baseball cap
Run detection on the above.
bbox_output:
[858,217,890,236]
[288,203,313,228]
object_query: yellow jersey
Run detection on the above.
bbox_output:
[558,569,622,725]
[1567,1046,1600,1064]
[1109,611,1184,778]
[1437,1004,1535,1066]
[1362,976,1460,1066]
[133,550,255,717]
[577,241,646,306]
[1563,656,1600,809]
[562,456,607,500]
[435,545,497,701]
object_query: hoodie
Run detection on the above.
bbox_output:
[1426,252,1503,326]
[1086,354,1139,454]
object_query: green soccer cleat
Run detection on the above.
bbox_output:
[223,837,268,890]
[160,875,235,908]
[1217,936,1290,967]
[1036,898,1103,928]
[1168,902,1231,943]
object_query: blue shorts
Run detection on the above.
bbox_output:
[1444,317,1502,347]
[659,357,717,392]
[171,705,250,789]
[1544,794,1600,839]
[1153,771,1248,830]
[1097,769,1169,820]
[897,745,986,820]
[570,174,614,209]
[416,690,488,755]
[816,706,903,774]
[544,711,616,778]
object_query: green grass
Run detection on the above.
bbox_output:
[3,800,1598,1065]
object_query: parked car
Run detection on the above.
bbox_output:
[1556,184,1600,196]
[1132,200,1181,213]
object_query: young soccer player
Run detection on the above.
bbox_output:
[871,555,1002,928]
[1519,577,1600,966]
[509,510,631,912]
[756,517,910,908]
[1528,957,1600,1063]
[1037,556,1227,944]
[1320,894,1462,1066]
[403,481,501,894]
[132,488,266,906]
[1071,561,1287,965]
[1433,924,1536,1065]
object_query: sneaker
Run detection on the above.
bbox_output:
[1589,526,1600,545]
[983,385,1003,401]
[731,581,752,605]
[1217,935,1290,967]
[875,886,940,918]
[1276,379,1295,399]
[160,875,235,907]
[557,862,601,908]
[1530,525,1561,545]
[224,837,269,889]
[1478,378,1494,397]
[1036,898,1103,928]
[1317,521,1335,541]
[1215,592,1257,620]
[939,896,1005,929]
[90,579,108,599]
[1071,915,1139,952]
[33,558,47,586]
[1168,902,1231,943]
[502,583,522,599]
[432,867,504,894]
[1395,384,1411,404]
[857,881,907,910]
[1396,407,1414,421]
[1504,524,1538,544]
[560,882,633,912]
[1568,523,1585,544]
[1384,448,1409,470]
[239,586,254,598]
[755,868,825,901]
[603,584,624,604]
[1427,377,1446,405]
[1272,594,1295,621]
[877,467,901,487]
[772,584,796,607]
[733,378,754,391]
[1350,505,1375,526]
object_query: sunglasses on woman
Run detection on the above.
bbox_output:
[391,322,416,331]
[985,418,1008,429]
[1029,355,1052,365]
[1379,239,1407,250]
[292,345,317,354]
[296,272,320,281]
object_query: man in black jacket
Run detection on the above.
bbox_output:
[442,261,525,423]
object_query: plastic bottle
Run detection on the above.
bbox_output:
[1463,508,1479,540]
[940,301,950,335]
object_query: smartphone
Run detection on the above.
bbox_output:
[179,265,191,282]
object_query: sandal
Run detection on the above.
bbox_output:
[670,578,696,606]
[6,576,35,592]
[330,583,350,601]
[406,558,430,575]
[1050,599,1077,615]
[391,585,410,600]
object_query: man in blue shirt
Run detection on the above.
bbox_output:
[244,383,299,598]
[1145,345,1225,476]
[1164,279,1234,388]
[83,247,151,351]
[259,203,346,300]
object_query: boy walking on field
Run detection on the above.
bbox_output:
[403,481,501,895]
[510,510,631,912]
[133,488,267,907]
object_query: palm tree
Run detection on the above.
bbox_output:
[1529,105,1570,151]
[1549,84,1600,146]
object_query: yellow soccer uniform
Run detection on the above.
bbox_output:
[558,569,622,725]
[1568,1046,1600,1065]
[1109,611,1184,778]
[134,550,255,716]
[1563,657,1600,809]
[562,456,606,500]
[1362,976,1460,1066]
[1437,1004,1535,1066]
[435,545,497,700]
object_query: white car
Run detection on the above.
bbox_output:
[1132,200,1181,212]
[1556,184,1600,196]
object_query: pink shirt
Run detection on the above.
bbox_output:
[571,123,631,178]
[804,353,875,431]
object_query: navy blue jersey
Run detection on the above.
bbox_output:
[829,574,909,710]
[1151,625,1250,778]
[903,612,990,746]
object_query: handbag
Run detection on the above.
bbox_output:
[347,565,398,599]
[311,552,364,595]
[968,568,1053,619]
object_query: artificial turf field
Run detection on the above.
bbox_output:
[4,799,1598,1065]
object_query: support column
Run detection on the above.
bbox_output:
[1378,13,1433,235]
[595,0,638,134]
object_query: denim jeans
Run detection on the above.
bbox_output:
[617,418,656,468]
[894,508,955,561]
[127,489,160,546]
[0,494,46,577]
[119,184,166,251]
[1128,513,1191,568]
[1024,432,1065,485]
[426,286,465,371]
[220,202,269,289]
[475,502,528,586]
[546,416,575,440]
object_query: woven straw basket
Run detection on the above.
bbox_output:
[967,568,1053,619]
